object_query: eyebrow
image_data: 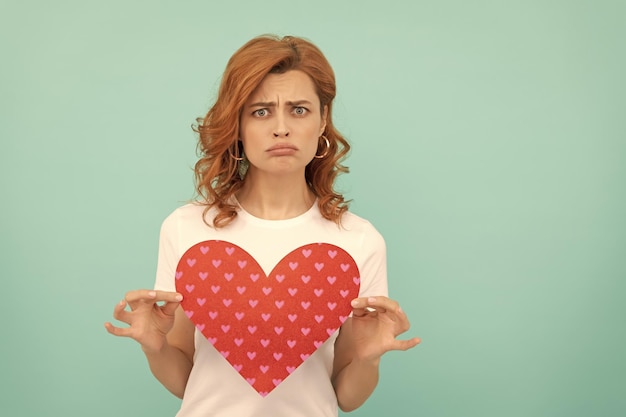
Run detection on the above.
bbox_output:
[248,100,314,108]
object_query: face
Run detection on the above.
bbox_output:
[239,70,327,179]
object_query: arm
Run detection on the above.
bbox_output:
[331,296,420,412]
[142,305,195,398]
[138,209,195,396]
[331,317,380,412]
[105,290,196,398]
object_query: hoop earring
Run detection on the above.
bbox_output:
[314,135,330,159]
[229,144,243,161]
[238,151,249,180]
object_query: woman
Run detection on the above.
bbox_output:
[105,34,419,417]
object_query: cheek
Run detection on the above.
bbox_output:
[239,126,258,152]
[303,138,320,158]
[240,117,263,136]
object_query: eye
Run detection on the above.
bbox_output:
[253,108,268,117]
[293,106,308,116]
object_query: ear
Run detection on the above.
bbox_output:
[320,105,328,135]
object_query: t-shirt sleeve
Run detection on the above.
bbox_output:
[357,223,388,298]
[154,211,179,292]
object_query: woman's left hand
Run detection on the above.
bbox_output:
[348,296,420,362]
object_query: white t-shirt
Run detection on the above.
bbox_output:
[154,202,388,417]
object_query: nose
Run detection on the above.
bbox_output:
[273,114,289,138]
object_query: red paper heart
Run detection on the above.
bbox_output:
[175,240,360,396]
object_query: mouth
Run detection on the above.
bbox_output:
[267,143,298,152]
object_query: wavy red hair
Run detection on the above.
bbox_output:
[194,34,350,228]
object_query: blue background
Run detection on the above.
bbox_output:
[1,1,625,416]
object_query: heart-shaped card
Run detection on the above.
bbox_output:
[175,240,360,396]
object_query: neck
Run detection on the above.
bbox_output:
[236,171,316,220]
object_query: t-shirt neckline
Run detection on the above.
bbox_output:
[234,197,319,228]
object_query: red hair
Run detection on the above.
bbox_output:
[194,34,350,228]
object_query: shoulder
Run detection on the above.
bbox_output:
[341,211,383,236]
[160,202,213,233]
[340,211,386,251]
[340,210,376,228]
[163,201,212,222]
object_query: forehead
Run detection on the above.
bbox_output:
[247,70,319,103]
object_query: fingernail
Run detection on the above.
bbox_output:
[119,300,125,306]
[398,306,403,313]
[368,297,376,303]
[175,294,183,301]
[351,299,359,307]
[148,291,156,297]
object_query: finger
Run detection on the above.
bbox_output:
[152,290,184,303]
[104,321,134,338]
[352,304,385,317]
[351,296,397,313]
[124,290,183,308]
[395,306,412,330]
[352,307,376,317]
[389,337,421,352]
[160,300,181,316]
[112,299,133,324]
[124,289,183,303]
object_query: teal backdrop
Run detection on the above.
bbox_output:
[1,1,624,416]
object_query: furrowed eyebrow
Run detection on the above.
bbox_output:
[248,101,276,108]
[247,100,313,108]
[286,100,313,106]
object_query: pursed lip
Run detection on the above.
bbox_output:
[266,143,298,152]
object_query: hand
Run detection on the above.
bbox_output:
[348,296,420,362]
[104,290,183,354]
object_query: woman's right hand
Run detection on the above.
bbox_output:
[104,290,184,354]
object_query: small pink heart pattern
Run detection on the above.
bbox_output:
[175,240,360,396]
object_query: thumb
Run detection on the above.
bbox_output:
[391,337,421,352]
[161,301,181,316]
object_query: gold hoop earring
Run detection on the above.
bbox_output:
[238,151,249,179]
[314,135,330,159]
